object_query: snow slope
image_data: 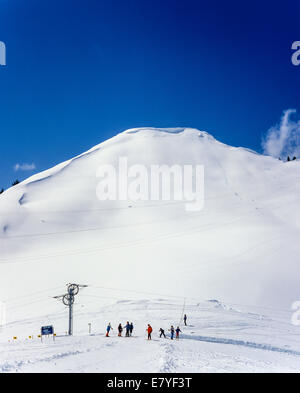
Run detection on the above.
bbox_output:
[2,297,300,373]
[1,127,300,372]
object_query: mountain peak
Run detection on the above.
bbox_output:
[122,127,215,139]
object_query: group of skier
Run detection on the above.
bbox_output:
[106,321,134,337]
[106,314,187,340]
[158,326,182,339]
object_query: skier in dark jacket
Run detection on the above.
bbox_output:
[118,323,123,337]
[183,314,187,326]
[125,321,131,337]
[129,322,134,336]
[169,325,175,340]
[159,328,166,338]
[176,326,182,339]
[106,323,113,337]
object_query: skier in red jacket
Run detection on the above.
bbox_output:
[146,324,153,340]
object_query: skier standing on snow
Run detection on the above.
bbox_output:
[183,314,187,326]
[176,326,182,339]
[125,321,131,337]
[159,328,166,338]
[146,324,153,340]
[129,322,134,336]
[118,323,123,337]
[106,323,113,337]
[169,325,175,340]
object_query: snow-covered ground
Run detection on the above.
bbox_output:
[1,295,300,373]
[1,127,300,372]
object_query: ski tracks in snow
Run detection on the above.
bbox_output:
[182,334,300,357]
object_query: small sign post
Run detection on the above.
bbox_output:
[41,325,55,342]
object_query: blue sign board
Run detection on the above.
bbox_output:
[41,325,54,335]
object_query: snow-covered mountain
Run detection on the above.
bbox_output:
[2,127,300,373]
[1,127,300,308]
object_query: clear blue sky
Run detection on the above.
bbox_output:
[0,0,300,188]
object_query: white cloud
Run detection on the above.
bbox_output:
[14,163,36,172]
[262,109,300,159]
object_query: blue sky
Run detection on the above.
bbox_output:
[0,0,300,188]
